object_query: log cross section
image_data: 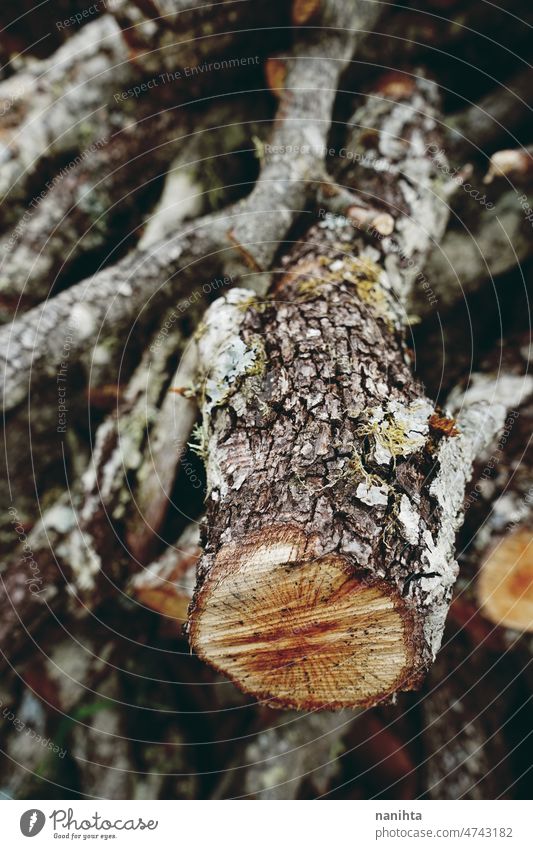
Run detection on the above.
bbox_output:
[189,75,487,709]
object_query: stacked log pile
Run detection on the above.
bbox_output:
[0,0,531,800]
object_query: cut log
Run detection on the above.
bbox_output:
[189,73,531,709]
[477,527,533,632]
[484,146,533,186]
[128,524,200,627]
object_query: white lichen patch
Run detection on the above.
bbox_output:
[447,373,533,412]
[70,303,96,340]
[356,481,389,507]
[43,502,76,535]
[57,528,102,593]
[397,494,420,544]
[196,289,267,498]
[198,288,261,415]
[204,337,257,413]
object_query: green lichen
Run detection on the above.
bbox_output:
[295,254,393,325]
[244,336,267,378]
[297,276,328,300]
[188,422,208,460]
[346,451,387,490]
[236,295,269,314]
[252,134,265,163]
[355,414,420,467]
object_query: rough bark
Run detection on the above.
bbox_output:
[189,73,526,709]
[1,0,532,800]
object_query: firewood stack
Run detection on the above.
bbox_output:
[0,0,531,800]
